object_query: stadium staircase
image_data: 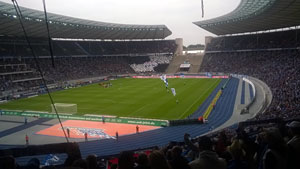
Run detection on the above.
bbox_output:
[187,54,204,73]
[249,83,254,100]
[74,42,91,55]
[78,78,239,157]
[165,54,187,73]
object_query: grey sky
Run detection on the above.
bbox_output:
[1,0,240,46]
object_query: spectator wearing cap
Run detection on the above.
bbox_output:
[286,121,300,169]
[186,135,226,169]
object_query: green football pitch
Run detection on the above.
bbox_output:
[0,78,221,120]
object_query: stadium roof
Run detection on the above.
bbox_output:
[194,0,300,35]
[0,1,172,40]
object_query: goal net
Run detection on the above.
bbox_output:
[51,103,77,114]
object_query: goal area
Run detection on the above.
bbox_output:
[51,103,77,114]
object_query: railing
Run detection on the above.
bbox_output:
[241,77,256,114]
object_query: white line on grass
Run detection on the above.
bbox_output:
[129,104,149,116]
[178,79,220,119]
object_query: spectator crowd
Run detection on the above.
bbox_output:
[201,29,300,120]
[130,55,172,73]
[1,120,299,169]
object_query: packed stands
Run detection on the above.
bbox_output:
[130,55,173,73]
[0,37,177,56]
[0,38,177,100]
[201,29,300,121]
[205,29,300,51]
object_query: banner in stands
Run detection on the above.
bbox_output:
[0,110,168,127]
[132,75,229,79]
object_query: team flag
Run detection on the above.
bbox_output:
[171,88,176,96]
[160,75,164,81]
[43,154,60,166]
[160,74,168,87]
[206,72,212,78]
[165,78,168,87]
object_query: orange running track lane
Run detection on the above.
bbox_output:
[36,120,160,139]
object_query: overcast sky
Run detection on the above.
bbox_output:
[1,0,240,46]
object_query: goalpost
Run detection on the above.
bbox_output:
[51,103,77,114]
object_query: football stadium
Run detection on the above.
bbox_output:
[0,0,299,169]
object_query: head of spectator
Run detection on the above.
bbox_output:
[262,127,286,150]
[111,163,118,169]
[170,146,190,169]
[227,139,245,160]
[41,165,57,169]
[0,156,17,169]
[86,154,97,169]
[165,149,173,161]
[198,136,213,152]
[72,159,88,169]
[136,153,150,169]
[118,151,134,169]
[171,146,182,159]
[189,136,226,169]
[64,153,81,167]
[148,150,171,169]
[260,127,288,169]
[26,158,40,169]
[287,121,300,136]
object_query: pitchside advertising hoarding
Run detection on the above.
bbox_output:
[0,110,168,127]
[132,75,229,79]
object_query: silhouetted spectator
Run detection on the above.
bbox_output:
[286,121,300,169]
[226,139,248,169]
[169,146,190,169]
[86,154,98,169]
[135,153,150,169]
[118,151,134,169]
[25,158,40,169]
[72,159,88,169]
[0,156,17,169]
[148,151,171,169]
[258,127,287,169]
[188,136,226,169]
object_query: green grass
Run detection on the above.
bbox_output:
[0,78,221,120]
